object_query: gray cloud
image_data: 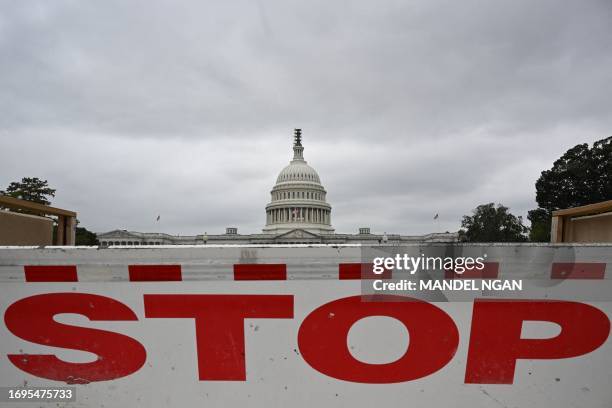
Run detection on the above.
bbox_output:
[1,0,611,235]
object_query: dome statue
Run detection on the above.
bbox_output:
[263,129,334,234]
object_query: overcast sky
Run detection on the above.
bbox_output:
[1,0,611,236]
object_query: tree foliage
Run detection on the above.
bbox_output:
[75,226,100,246]
[527,208,550,242]
[1,177,56,205]
[529,136,612,241]
[460,203,528,242]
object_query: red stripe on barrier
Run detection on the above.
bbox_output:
[128,265,182,281]
[24,265,78,282]
[339,263,392,280]
[233,264,287,280]
[551,263,606,279]
[444,262,499,279]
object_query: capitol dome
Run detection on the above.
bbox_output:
[263,129,334,234]
[276,162,321,184]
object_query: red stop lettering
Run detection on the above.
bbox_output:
[4,293,146,383]
[465,299,611,384]
[143,294,294,381]
[298,295,459,383]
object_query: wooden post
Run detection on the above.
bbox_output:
[66,216,76,245]
[550,215,564,243]
[56,215,65,245]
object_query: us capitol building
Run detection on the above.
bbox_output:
[98,129,457,246]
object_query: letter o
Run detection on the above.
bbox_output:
[298,295,458,383]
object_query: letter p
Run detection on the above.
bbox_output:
[465,300,610,384]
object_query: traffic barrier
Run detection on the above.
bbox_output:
[0,244,610,407]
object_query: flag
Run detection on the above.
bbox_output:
[433,213,439,220]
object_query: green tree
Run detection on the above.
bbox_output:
[529,136,612,241]
[459,203,528,242]
[1,177,56,205]
[75,226,99,246]
[527,208,550,242]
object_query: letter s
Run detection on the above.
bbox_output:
[4,293,146,383]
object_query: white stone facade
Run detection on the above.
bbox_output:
[97,129,458,246]
[263,129,334,234]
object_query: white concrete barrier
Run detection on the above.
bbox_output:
[0,244,610,407]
